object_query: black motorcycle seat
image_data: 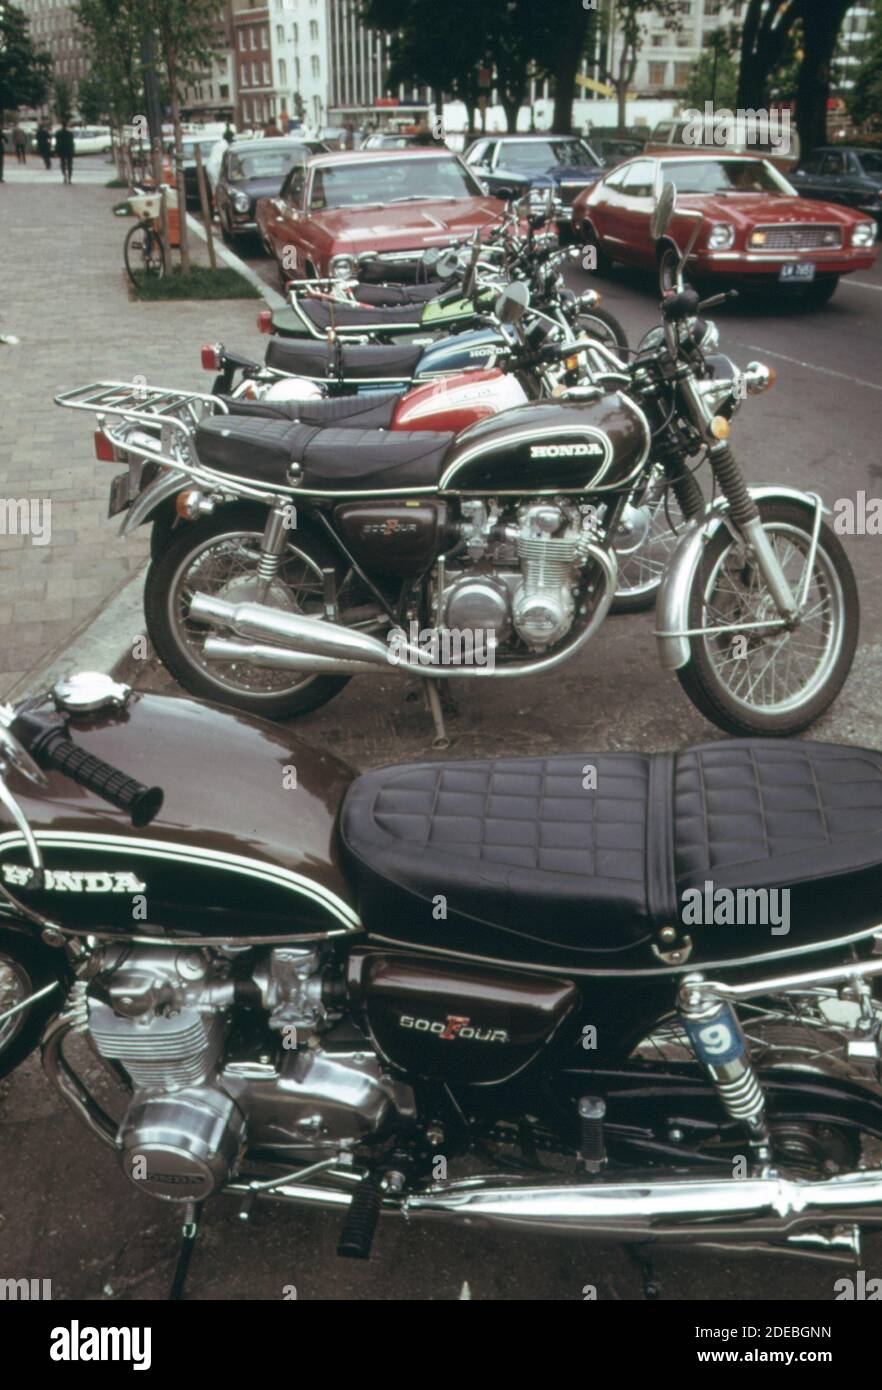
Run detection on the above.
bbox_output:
[266,336,424,381]
[340,741,882,970]
[297,298,425,332]
[194,415,453,490]
[218,391,400,430]
[354,282,441,307]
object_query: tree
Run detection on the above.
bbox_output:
[683,46,740,111]
[76,69,106,123]
[530,0,599,135]
[849,1,882,127]
[738,0,800,108]
[795,0,852,155]
[596,0,683,131]
[53,75,74,123]
[0,1,52,115]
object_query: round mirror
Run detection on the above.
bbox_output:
[494,280,530,325]
[650,181,676,241]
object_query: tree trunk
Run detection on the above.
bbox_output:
[501,95,523,133]
[797,0,852,158]
[616,78,627,132]
[551,5,590,136]
[169,70,191,274]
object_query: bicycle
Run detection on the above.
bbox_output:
[123,188,168,287]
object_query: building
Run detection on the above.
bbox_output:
[231,0,274,128]
[269,0,330,131]
[182,0,237,123]
[17,0,89,97]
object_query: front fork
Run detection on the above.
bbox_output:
[678,975,773,1162]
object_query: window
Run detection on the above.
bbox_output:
[602,164,630,190]
[292,23,298,41]
[651,34,665,47]
[620,159,655,197]
[239,31,246,50]
[276,24,284,41]
[821,152,847,176]
[648,62,667,87]
[282,165,306,207]
[674,62,692,86]
[263,60,270,84]
[704,0,723,13]
[250,30,256,49]
[279,58,287,84]
[309,19,318,39]
[262,29,268,47]
[311,55,319,77]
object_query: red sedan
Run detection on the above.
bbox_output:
[572,153,878,306]
[256,148,505,283]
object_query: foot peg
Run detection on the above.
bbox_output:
[578,1096,607,1174]
[337,1173,384,1259]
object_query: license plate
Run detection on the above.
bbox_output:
[108,471,131,517]
[779,262,816,283]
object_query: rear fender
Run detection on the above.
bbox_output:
[120,468,187,537]
[654,486,829,671]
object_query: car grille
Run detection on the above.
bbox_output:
[751,224,843,251]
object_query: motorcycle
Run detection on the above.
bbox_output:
[3,674,882,1295]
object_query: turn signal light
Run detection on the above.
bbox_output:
[565,354,579,371]
[176,489,202,520]
[201,344,221,371]
[257,310,273,334]
[710,415,731,440]
[94,430,116,462]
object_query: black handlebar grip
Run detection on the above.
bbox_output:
[13,715,163,827]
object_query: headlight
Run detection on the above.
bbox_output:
[852,221,877,247]
[232,191,250,213]
[330,254,358,280]
[707,223,735,250]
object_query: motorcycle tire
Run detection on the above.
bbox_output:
[676,499,859,737]
[144,504,354,720]
[0,933,66,1081]
[576,307,629,358]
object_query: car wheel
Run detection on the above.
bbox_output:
[581,222,612,276]
[799,276,840,309]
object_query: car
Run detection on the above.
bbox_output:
[168,135,227,207]
[464,133,604,225]
[215,136,328,243]
[361,132,440,150]
[645,116,800,175]
[69,126,113,155]
[255,147,507,282]
[572,152,878,306]
[589,135,646,168]
[791,146,882,223]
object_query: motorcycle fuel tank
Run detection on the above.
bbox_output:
[347,950,579,1085]
[439,394,651,495]
[414,327,507,380]
[392,368,529,434]
[0,692,359,941]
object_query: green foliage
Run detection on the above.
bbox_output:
[0,2,52,112]
[53,76,74,123]
[131,265,261,300]
[76,69,107,123]
[682,48,740,110]
[74,0,146,126]
[849,0,882,126]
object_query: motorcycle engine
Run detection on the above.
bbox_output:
[85,946,414,1202]
[440,500,590,652]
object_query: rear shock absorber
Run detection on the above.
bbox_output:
[256,504,292,594]
[678,976,772,1161]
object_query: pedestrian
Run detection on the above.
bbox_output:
[13,125,28,164]
[55,120,75,183]
[223,122,235,144]
[263,119,282,138]
[36,122,52,170]
[0,126,5,183]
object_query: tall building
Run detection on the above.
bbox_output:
[182,0,237,122]
[17,0,89,97]
[326,0,430,130]
[231,0,274,127]
[269,0,330,130]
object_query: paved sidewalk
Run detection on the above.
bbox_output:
[0,169,262,696]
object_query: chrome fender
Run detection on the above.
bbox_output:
[654,486,829,672]
[119,467,187,537]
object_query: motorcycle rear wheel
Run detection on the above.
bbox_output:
[0,934,65,1080]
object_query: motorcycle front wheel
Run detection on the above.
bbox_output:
[144,504,355,719]
[576,307,628,358]
[676,499,859,736]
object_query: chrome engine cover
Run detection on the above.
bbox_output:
[119,1086,247,1202]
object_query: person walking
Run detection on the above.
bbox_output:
[55,121,75,183]
[0,126,5,183]
[36,122,52,170]
[13,126,28,164]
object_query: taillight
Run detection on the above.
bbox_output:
[201,343,221,371]
[256,310,273,334]
[94,430,116,462]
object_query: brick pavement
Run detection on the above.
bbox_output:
[0,160,263,696]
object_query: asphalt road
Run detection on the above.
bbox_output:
[3,220,882,1303]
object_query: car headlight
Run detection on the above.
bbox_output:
[707,223,735,250]
[852,220,877,247]
[330,254,358,280]
[232,190,250,213]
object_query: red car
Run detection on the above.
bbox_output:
[572,153,878,305]
[256,148,505,283]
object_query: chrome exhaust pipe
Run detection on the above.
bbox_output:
[191,543,617,681]
[203,637,382,675]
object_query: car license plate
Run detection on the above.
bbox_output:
[779,262,816,283]
[108,470,131,517]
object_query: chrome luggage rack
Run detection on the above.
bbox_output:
[54,380,299,504]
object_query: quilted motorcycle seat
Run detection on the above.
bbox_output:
[339,741,882,971]
[298,299,425,332]
[266,336,424,381]
[194,415,453,491]
[354,282,441,307]
[218,391,400,431]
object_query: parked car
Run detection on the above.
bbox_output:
[645,116,800,174]
[215,136,328,243]
[69,126,113,155]
[791,146,882,223]
[464,133,604,225]
[572,152,878,306]
[167,135,227,207]
[255,147,506,281]
[590,135,646,168]
[361,132,440,150]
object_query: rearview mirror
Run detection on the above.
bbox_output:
[422,247,441,272]
[650,181,676,241]
[494,280,530,325]
[434,248,460,280]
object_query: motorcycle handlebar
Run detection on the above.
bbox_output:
[11,711,164,828]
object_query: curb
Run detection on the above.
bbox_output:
[8,565,147,703]
[185,211,286,309]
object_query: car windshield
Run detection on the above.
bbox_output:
[310,157,481,209]
[858,151,882,174]
[182,141,217,159]
[228,149,304,181]
[501,139,599,170]
[661,158,794,195]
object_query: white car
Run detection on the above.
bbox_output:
[70,126,113,155]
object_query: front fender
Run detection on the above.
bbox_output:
[119,468,187,538]
[654,486,828,672]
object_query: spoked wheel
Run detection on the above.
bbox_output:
[144,504,359,719]
[677,499,859,736]
[0,937,64,1081]
[124,220,167,287]
[610,467,686,614]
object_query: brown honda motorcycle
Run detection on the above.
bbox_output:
[3,672,882,1296]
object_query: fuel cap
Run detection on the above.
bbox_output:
[52,671,131,714]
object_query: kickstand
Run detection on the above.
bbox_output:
[423,678,451,750]
[169,1201,203,1301]
[625,1244,662,1300]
